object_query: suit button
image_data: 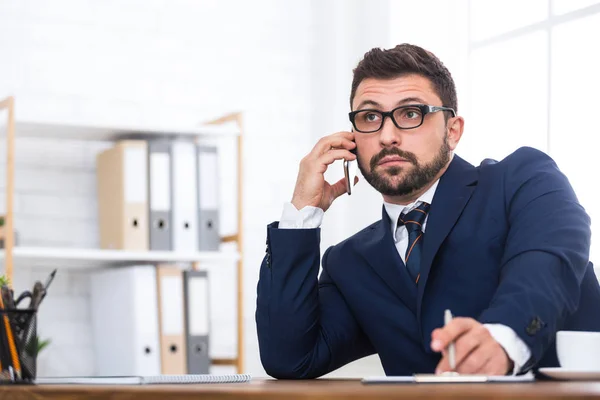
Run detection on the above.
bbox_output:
[526,316,544,336]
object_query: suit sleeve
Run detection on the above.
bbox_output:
[255,222,375,379]
[477,147,591,369]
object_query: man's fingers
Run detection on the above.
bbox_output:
[431,317,511,376]
[330,175,361,199]
[455,341,493,374]
[478,348,509,376]
[292,131,356,211]
[452,324,490,368]
[436,338,488,374]
[315,132,355,154]
[435,352,450,374]
[484,346,512,376]
[317,149,356,168]
[478,357,498,376]
[330,177,350,200]
[323,138,356,154]
[431,317,477,351]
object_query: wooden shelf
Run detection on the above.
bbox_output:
[1,98,245,373]
[211,358,239,366]
[0,246,240,269]
[0,120,240,141]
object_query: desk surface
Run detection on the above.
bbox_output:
[2,378,600,400]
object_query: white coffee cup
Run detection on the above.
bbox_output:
[556,330,600,370]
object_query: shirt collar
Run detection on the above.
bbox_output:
[384,179,439,239]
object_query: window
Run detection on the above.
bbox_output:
[466,31,548,162]
[468,0,600,263]
[550,12,600,261]
[470,0,548,41]
[552,0,600,15]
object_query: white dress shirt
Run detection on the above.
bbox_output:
[278,182,531,374]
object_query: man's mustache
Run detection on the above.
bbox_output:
[369,148,418,170]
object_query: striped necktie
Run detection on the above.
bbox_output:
[398,202,430,284]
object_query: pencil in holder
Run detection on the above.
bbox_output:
[0,308,37,383]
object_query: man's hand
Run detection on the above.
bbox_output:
[431,317,513,375]
[291,131,358,212]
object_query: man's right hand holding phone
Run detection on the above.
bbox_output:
[291,131,358,213]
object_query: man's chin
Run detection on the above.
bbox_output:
[378,184,418,197]
[374,170,409,183]
[373,178,413,194]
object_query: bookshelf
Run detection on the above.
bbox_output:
[0,246,240,269]
[0,96,245,373]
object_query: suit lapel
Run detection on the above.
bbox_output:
[355,208,418,314]
[416,155,479,319]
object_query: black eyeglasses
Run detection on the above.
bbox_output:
[348,104,456,133]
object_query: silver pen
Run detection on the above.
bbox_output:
[444,309,456,371]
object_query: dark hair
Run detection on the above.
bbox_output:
[350,44,457,114]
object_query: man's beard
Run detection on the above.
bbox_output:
[357,136,451,197]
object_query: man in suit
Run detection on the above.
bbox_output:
[255,43,600,379]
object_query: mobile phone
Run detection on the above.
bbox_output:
[343,146,358,195]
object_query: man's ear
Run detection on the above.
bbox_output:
[446,116,464,151]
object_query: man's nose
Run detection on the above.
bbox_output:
[379,115,401,147]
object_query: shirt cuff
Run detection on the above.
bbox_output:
[484,324,532,375]
[278,202,324,229]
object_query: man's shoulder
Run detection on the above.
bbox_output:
[474,146,559,185]
[473,146,571,203]
[477,146,554,171]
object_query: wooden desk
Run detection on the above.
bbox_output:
[1,378,600,400]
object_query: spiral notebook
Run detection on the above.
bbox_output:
[35,374,252,385]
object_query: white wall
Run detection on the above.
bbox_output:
[0,0,316,377]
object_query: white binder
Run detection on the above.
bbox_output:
[90,265,161,376]
[171,141,199,252]
[197,146,220,251]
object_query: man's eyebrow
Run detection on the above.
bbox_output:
[396,97,426,105]
[355,100,381,109]
[355,97,428,110]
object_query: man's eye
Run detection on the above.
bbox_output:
[399,108,421,120]
[365,113,380,122]
[407,110,421,119]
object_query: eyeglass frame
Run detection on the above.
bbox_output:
[348,104,457,133]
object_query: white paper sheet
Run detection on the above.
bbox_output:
[362,371,535,384]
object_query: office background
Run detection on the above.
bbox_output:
[0,0,598,378]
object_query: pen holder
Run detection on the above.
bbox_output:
[0,308,37,383]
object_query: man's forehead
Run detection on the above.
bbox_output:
[353,75,439,107]
[356,75,435,96]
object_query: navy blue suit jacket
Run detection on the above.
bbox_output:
[256,147,600,379]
